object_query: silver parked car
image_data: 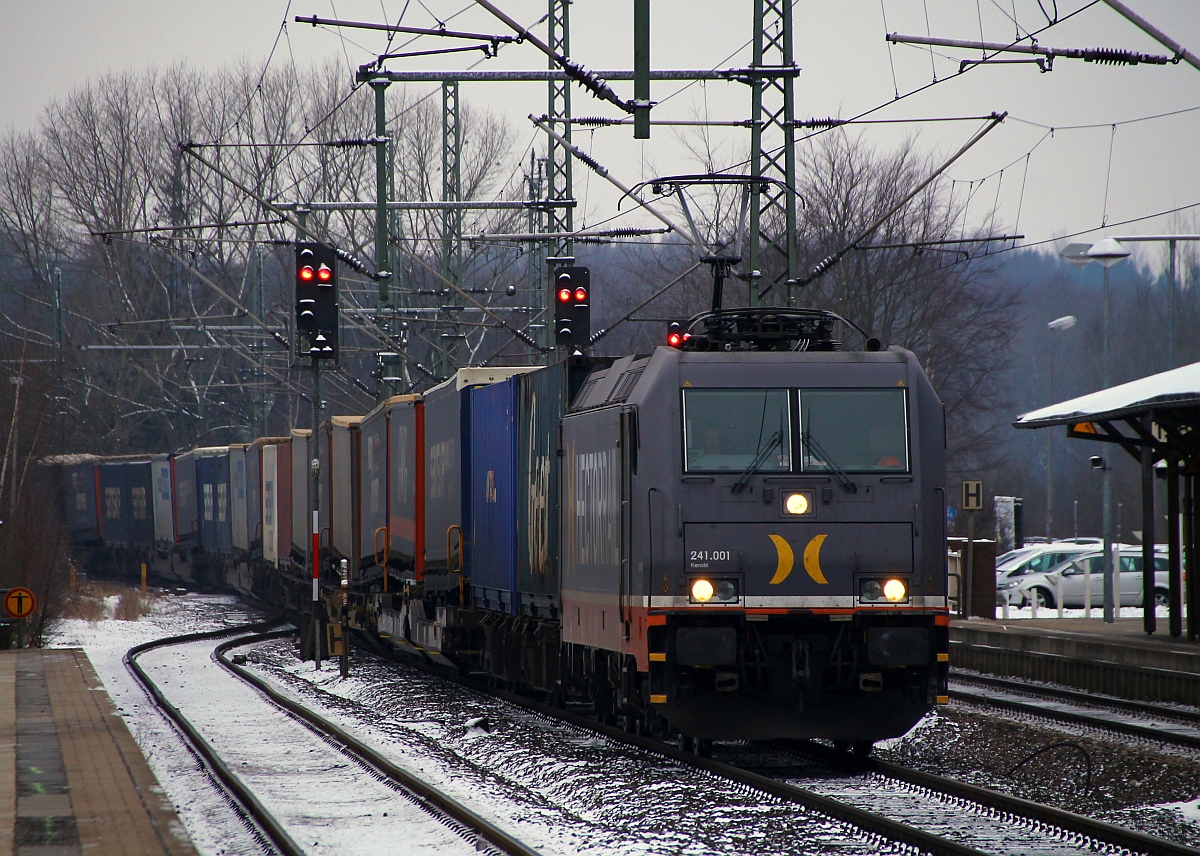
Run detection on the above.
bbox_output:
[998,549,1169,609]
[995,541,1099,585]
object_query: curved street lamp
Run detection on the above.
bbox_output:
[1046,315,1077,539]
[1057,239,1130,622]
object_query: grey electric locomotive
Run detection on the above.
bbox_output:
[558,308,949,749]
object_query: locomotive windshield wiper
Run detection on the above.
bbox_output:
[731,430,782,494]
[802,431,858,494]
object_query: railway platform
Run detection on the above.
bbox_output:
[0,648,195,856]
[951,616,1200,707]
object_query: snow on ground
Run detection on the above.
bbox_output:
[136,637,483,856]
[44,586,1200,854]
[48,590,268,856]
[992,604,1180,620]
[240,641,903,856]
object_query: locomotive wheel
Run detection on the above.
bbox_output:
[694,738,713,758]
[675,733,695,754]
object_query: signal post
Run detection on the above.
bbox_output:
[295,240,340,667]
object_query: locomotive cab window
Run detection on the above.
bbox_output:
[683,389,791,473]
[799,389,909,473]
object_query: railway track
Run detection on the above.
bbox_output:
[770,740,1200,856]
[126,624,539,856]
[360,637,1195,856]
[949,670,1200,750]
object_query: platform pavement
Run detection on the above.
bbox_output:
[1,648,196,856]
[950,615,1200,705]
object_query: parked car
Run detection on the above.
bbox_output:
[995,541,1099,584]
[997,549,1169,609]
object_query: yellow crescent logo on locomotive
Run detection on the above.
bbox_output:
[767,535,793,584]
[803,534,829,584]
[768,534,829,585]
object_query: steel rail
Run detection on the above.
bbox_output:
[950,686,1200,750]
[125,620,305,856]
[359,638,989,856]
[216,633,541,856]
[952,671,1200,727]
[790,741,1200,856]
[360,629,1200,855]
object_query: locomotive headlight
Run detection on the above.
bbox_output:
[784,492,811,515]
[689,578,739,604]
[859,577,910,603]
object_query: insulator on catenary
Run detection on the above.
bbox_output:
[796,117,846,129]
[574,117,621,127]
[1082,48,1168,66]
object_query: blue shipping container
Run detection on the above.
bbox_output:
[196,451,232,556]
[125,461,156,548]
[469,379,519,613]
[98,463,130,547]
[61,461,100,542]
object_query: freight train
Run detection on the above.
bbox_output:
[59,307,949,754]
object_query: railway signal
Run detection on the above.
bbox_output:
[295,242,339,361]
[552,266,590,350]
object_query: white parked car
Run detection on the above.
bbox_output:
[997,549,1169,609]
[995,541,1099,585]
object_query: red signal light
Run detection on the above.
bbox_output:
[557,288,572,303]
[299,265,315,282]
[317,264,332,283]
[574,286,587,302]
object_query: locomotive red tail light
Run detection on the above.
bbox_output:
[574,286,588,302]
[299,265,315,282]
[557,288,572,303]
[668,332,683,347]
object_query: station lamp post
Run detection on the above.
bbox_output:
[1046,314,1077,540]
[1060,238,1130,622]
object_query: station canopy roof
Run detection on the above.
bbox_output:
[1015,361,1200,429]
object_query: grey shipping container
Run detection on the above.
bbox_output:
[229,445,249,553]
[173,452,199,546]
[290,429,311,560]
[150,455,174,548]
[386,396,422,579]
[262,441,293,569]
[515,360,606,617]
[330,415,363,571]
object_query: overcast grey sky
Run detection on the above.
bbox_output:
[3,1,1199,269]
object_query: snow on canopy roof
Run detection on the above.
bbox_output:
[1015,360,1200,429]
